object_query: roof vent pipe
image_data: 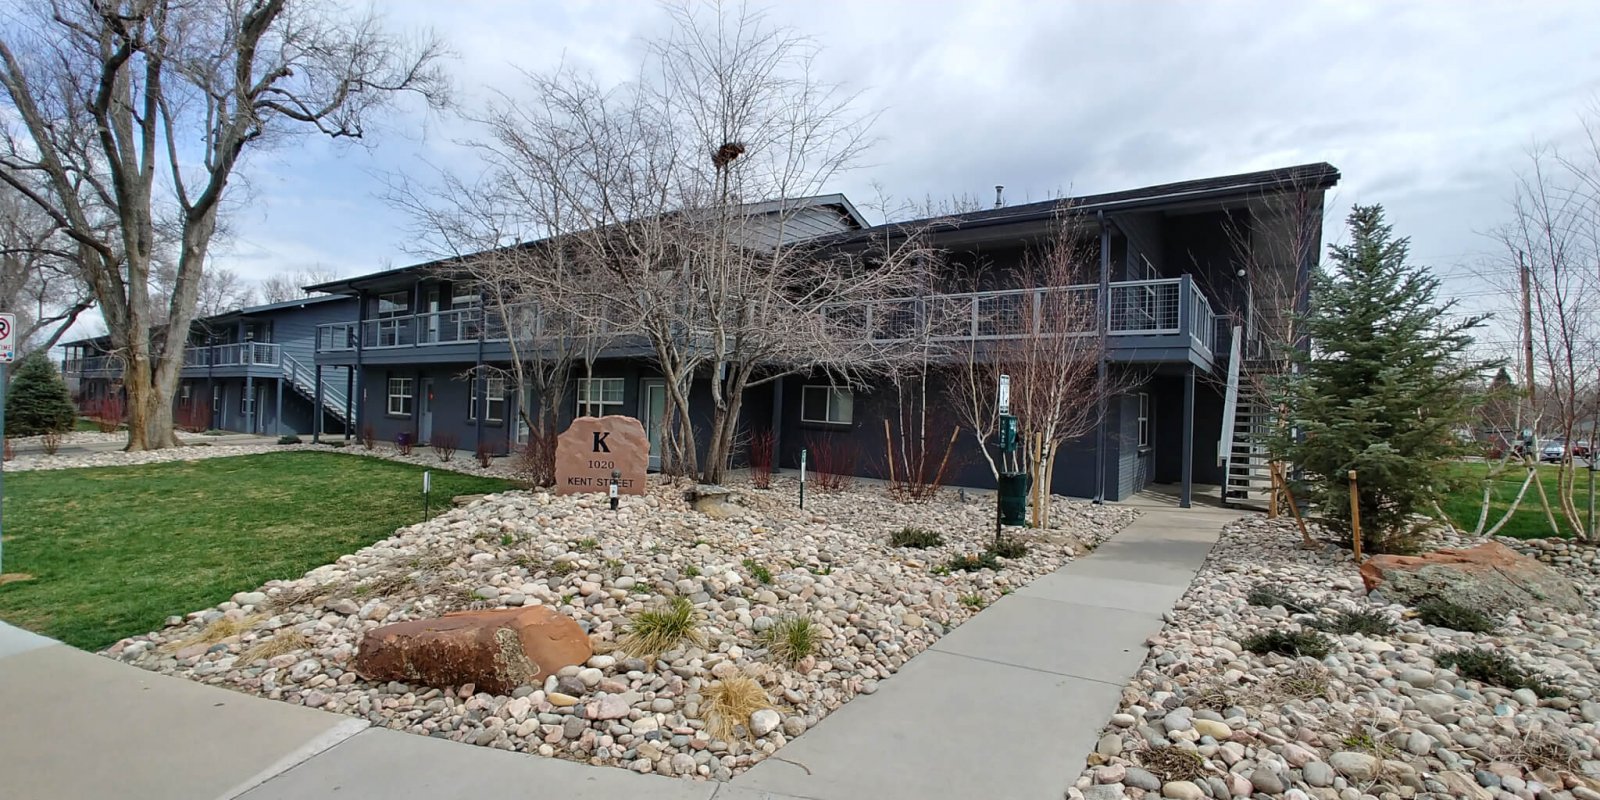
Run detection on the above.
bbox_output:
[994,185,1005,208]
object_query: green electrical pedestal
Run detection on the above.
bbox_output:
[995,413,1030,526]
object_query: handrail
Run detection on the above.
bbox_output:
[1219,325,1243,466]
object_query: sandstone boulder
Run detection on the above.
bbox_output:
[1360,541,1586,614]
[354,606,591,694]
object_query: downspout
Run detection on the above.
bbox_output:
[1094,210,1111,504]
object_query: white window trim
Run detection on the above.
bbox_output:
[470,377,507,423]
[576,377,624,418]
[388,377,414,417]
[1137,392,1150,448]
[377,291,410,318]
[801,384,853,426]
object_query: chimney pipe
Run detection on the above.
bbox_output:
[994,185,1005,209]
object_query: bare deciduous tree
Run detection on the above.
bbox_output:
[0,0,447,449]
[257,266,340,304]
[0,182,93,359]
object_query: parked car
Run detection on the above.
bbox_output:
[1539,439,1593,463]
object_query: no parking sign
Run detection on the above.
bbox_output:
[0,313,13,363]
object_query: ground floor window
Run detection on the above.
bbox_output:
[180,382,191,401]
[1137,392,1150,448]
[576,377,624,417]
[470,376,506,423]
[801,385,853,425]
[388,377,414,416]
[240,385,251,416]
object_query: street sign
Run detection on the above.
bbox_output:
[998,374,1011,415]
[0,312,14,363]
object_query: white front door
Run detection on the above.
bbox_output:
[641,379,667,471]
[419,378,434,442]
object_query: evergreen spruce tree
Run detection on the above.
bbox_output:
[6,351,78,436]
[1272,205,1499,553]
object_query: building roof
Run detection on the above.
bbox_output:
[60,292,351,348]
[829,162,1341,245]
[305,193,870,296]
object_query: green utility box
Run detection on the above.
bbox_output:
[997,471,1032,526]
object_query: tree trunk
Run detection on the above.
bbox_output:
[702,373,748,485]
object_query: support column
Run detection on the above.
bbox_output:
[1182,365,1195,509]
[770,375,784,471]
[345,368,355,440]
[275,376,285,436]
[313,364,323,444]
[245,373,255,434]
[1094,211,1111,504]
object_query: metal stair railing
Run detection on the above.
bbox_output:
[280,352,349,422]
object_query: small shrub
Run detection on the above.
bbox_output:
[1263,662,1333,702]
[1416,599,1495,633]
[360,424,376,450]
[761,616,816,667]
[946,551,1001,573]
[742,558,772,584]
[1437,648,1560,697]
[550,561,576,576]
[1138,746,1207,783]
[575,538,599,552]
[431,432,459,463]
[40,430,62,455]
[991,536,1029,559]
[703,675,772,741]
[3,437,12,461]
[1314,609,1397,637]
[749,428,775,489]
[90,394,125,432]
[959,594,985,609]
[806,436,855,492]
[475,440,493,468]
[7,353,76,435]
[395,432,413,456]
[277,434,302,445]
[516,429,556,487]
[684,564,701,578]
[1240,628,1333,659]
[890,527,944,549]
[1246,583,1316,615]
[176,399,212,433]
[619,596,704,657]
[241,631,310,664]
[499,533,515,547]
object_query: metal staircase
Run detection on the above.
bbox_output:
[280,353,351,429]
[1219,326,1274,502]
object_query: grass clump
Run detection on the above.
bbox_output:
[990,536,1028,559]
[1314,608,1397,637]
[1416,598,1495,633]
[742,558,773,584]
[683,564,701,578]
[1437,648,1560,697]
[945,551,1001,573]
[1245,583,1316,614]
[760,616,816,667]
[618,596,705,658]
[575,538,599,552]
[959,594,985,610]
[1137,746,1207,783]
[241,630,311,663]
[1264,662,1333,701]
[1240,628,1333,659]
[702,675,773,742]
[890,527,944,549]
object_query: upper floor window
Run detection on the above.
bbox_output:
[801,385,853,426]
[576,377,624,417]
[377,291,410,318]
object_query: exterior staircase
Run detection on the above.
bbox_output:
[1219,326,1275,503]
[280,353,351,431]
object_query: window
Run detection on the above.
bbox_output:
[180,382,191,401]
[240,386,252,415]
[576,377,624,417]
[451,287,480,308]
[377,291,410,318]
[801,385,853,425]
[470,376,506,423]
[1137,393,1150,448]
[388,377,414,416]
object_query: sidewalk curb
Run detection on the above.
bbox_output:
[215,718,370,800]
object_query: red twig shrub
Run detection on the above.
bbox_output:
[517,429,556,487]
[176,400,211,433]
[88,395,125,432]
[40,430,62,455]
[2,438,12,461]
[431,432,459,463]
[360,424,376,450]
[883,422,961,504]
[749,428,775,489]
[476,440,494,468]
[806,435,856,493]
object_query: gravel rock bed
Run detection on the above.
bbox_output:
[5,438,522,477]
[107,478,1135,780]
[9,429,128,447]
[1069,516,1600,800]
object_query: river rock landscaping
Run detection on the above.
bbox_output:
[107,477,1134,780]
[1070,516,1600,800]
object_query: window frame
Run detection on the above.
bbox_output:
[470,376,507,424]
[1137,392,1150,449]
[575,377,625,418]
[376,291,411,318]
[800,384,853,426]
[387,376,414,417]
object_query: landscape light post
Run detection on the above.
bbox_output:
[609,469,620,511]
[799,449,807,509]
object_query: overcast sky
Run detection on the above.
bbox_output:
[212,0,1600,343]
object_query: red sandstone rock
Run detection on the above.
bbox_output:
[354,606,592,694]
[1360,541,1586,614]
[554,415,648,496]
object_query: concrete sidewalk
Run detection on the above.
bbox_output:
[0,504,1237,800]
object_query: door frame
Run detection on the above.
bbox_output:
[640,378,667,471]
[419,377,434,443]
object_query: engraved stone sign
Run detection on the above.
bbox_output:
[555,415,649,496]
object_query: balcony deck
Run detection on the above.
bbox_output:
[65,343,285,379]
[313,276,1220,370]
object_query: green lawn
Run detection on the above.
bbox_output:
[1440,461,1599,540]
[0,451,511,650]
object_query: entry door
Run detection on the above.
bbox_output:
[641,379,667,471]
[419,378,434,442]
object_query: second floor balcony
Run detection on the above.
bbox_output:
[66,343,283,378]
